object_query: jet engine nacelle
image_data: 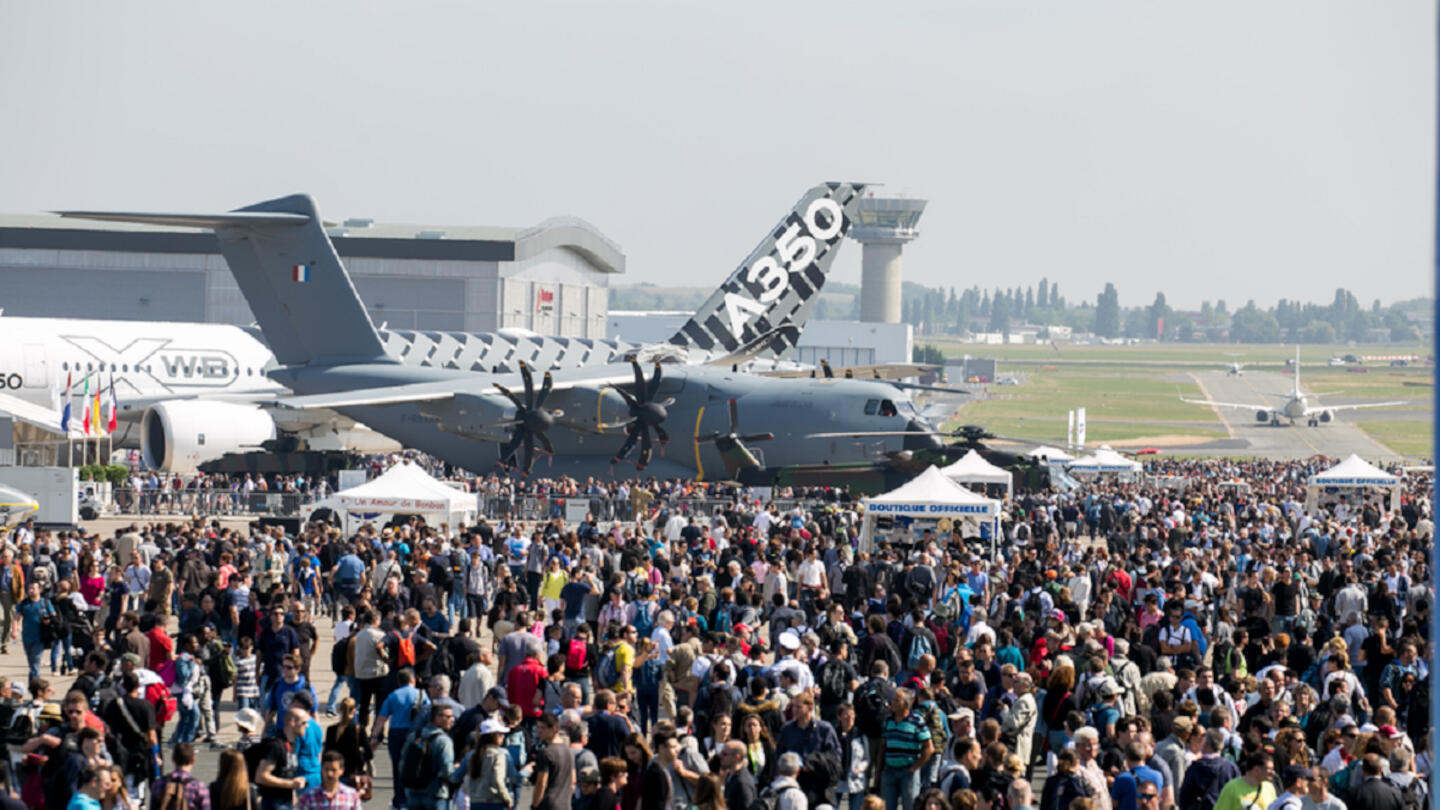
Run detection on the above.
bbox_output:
[1255,410,1271,423]
[419,392,516,441]
[1319,410,1333,423]
[141,401,278,473]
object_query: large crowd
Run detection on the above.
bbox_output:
[0,453,1431,810]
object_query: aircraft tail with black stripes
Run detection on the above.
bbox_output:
[663,182,866,363]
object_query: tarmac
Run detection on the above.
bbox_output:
[1172,369,1417,460]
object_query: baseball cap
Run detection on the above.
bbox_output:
[486,686,511,708]
[1281,764,1309,788]
[121,653,142,667]
[479,718,508,736]
[1379,724,1404,740]
[779,631,801,651]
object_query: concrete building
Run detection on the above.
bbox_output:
[0,212,625,336]
[849,196,927,324]
[607,312,911,365]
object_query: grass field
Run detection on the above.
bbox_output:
[1355,420,1434,458]
[941,367,1228,444]
[924,341,1434,453]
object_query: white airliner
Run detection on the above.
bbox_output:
[1183,347,1406,427]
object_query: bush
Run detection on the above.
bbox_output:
[106,465,129,487]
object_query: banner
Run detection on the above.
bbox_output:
[1076,407,1087,447]
[1066,409,1075,448]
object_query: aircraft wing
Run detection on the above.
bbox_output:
[1304,400,1408,415]
[1179,397,1265,412]
[0,391,66,434]
[273,369,640,410]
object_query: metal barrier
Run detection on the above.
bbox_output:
[110,489,315,517]
[470,494,841,522]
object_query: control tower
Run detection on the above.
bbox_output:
[849,196,927,323]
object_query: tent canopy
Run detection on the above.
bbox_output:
[331,462,475,518]
[1067,446,1142,473]
[863,465,1000,518]
[1309,454,1400,486]
[940,450,1012,485]
[1026,445,1075,462]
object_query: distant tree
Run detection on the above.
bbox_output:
[1095,283,1122,338]
[1147,292,1171,340]
[1050,281,1059,307]
[989,293,1011,336]
[1177,319,1195,342]
[980,290,991,318]
[1036,277,1049,308]
[1230,303,1281,342]
[1216,299,1228,315]
[1299,320,1336,343]
[1025,286,1035,316]
[912,344,944,364]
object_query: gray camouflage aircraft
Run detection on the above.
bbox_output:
[63,184,945,478]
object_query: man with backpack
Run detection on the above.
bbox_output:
[149,743,210,810]
[852,661,894,786]
[370,668,426,808]
[816,640,857,725]
[399,703,458,810]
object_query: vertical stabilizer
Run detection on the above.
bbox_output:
[60,196,392,367]
[666,182,866,360]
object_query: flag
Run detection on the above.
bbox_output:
[291,264,311,282]
[106,374,118,434]
[60,373,72,434]
[92,382,103,437]
[1076,406,1087,447]
[1066,409,1075,447]
[81,375,91,436]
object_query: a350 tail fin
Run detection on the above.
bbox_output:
[666,182,866,361]
[60,195,391,367]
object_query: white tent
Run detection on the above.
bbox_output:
[1305,454,1401,516]
[1026,445,1075,462]
[1067,446,1142,479]
[859,466,1001,553]
[940,449,1014,502]
[308,462,476,531]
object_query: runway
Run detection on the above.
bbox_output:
[1175,369,1407,460]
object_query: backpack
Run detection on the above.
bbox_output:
[391,629,418,669]
[632,602,656,640]
[853,679,888,737]
[933,586,963,622]
[431,556,454,591]
[906,630,934,671]
[209,644,237,691]
[819,658,850,705]
[37,600,64,646]
[147,681,177,725]
[1390,776,1425,810]
[450,550,466,580]
[754,782,804,810]
[566,639,588,671]
[399,728,439,790]
[430,639,457,681]
[154,773,192,810]
[595,648,621,689]
[921,702,949,749]
[1022,589,1043,619]
[636,657,663,693]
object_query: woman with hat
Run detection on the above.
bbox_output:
[462,719,513,810]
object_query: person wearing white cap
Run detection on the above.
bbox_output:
[462,719,513,810]
[770,632,814,692]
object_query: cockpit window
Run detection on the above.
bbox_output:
[863,399,880,416]
[879,399,898,417]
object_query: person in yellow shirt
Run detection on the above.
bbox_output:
[539,556,569,621]
[1213,753,1277,810]
[614,626,638,695]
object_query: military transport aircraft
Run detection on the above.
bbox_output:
[64,185,948,478]
[16,183,856,472]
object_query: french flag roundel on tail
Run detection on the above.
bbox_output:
[292,264,311,282]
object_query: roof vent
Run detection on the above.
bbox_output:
[416,230,447,240]
[343,218,374,228]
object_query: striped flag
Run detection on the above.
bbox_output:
[60,373,72,434]
[292,264,311,282]
[81,375,91,436]
[106,374,118,434]
[92,383,104,437]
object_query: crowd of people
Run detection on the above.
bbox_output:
[0,452,1430,810]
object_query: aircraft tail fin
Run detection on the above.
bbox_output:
[60,196,391,367]
[665,182,866,361]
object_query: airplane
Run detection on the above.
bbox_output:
[1227,361,1244,376]
[61,186,949,479]
[2,183,856,473]
[1183,346,1406,427]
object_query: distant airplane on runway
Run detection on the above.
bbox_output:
[1185,347,1406,427]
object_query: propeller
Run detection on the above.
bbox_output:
[697,398,774,454]
[493,362,563,473]
[608,359,673,468]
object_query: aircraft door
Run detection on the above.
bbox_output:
[21,344,48,390]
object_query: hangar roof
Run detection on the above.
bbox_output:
[0,211,625,274]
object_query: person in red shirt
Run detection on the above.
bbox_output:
[506,641,548,728]
[142,614,174,671]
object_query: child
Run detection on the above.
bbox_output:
[502,703,532,800]
[234,635,259,710]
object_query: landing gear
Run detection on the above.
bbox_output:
[1307,418,1318,427]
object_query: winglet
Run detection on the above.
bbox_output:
[666,182,866,361]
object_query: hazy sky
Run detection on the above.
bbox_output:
[0,1,1432,310]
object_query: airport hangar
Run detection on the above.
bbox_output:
[0,213,625,336]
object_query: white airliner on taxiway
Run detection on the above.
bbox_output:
[1184,347,1406,427]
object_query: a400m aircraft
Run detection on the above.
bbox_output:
[64,184,946,480]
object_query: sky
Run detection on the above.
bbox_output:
[0,1,1432,310]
